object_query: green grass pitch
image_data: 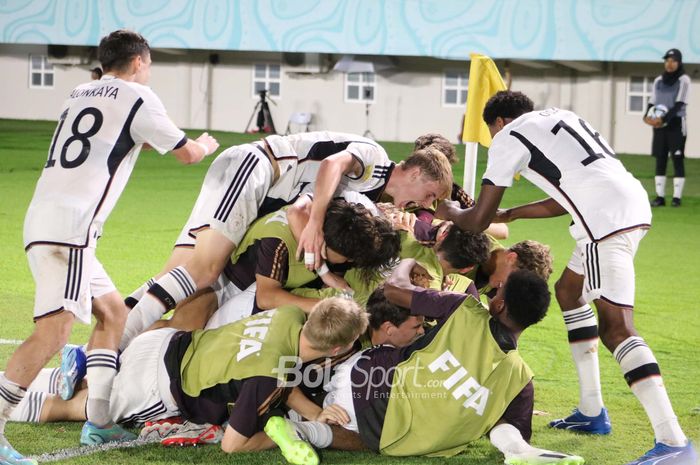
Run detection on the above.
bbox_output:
[0,119,698,464]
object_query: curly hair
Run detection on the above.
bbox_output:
[438,226,491,269]
[504,270,550,329]
[98,29,150,73]
[323,200,400,274]
[414,133,457,165]
[482,91,534,125]
[509,240,554,282]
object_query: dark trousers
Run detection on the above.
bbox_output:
[652,124,686,178]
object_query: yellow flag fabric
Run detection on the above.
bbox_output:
[461,53,506,147]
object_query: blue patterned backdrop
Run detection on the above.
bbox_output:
[0,0,697,62]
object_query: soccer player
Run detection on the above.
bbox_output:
[265,261,584,465]
[160,200,401,330]
[120,134,452,349]
[0,29,218,464]
[436,90,697,465]
[2,299,367,454]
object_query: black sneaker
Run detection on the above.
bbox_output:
[671,197,681,207]
[650,196,665,207]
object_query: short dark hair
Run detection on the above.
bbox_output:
[482,91,534,125]
[438,226,490,269]
[323,200,400,271]
[98,29,150,73]
[503,269,550,329]
[366,286,411,330]
[414,133,457,165]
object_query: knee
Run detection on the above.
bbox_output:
[93,296,129,326]
[598,320,636,353]
[31,315,73,353]
[186,258,223,289]
[554,277,579,306]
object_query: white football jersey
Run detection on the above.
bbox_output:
[482,108,651,242]
[24,75,186,248]
[263,131,393,203]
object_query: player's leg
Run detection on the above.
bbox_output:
[592,230,694,464]
[1,245,77,464]
[79,256,135,444]
[549,247,608,433]
[651,130,669,206]
[149,287,219,332]
[669,127,685,206]
[124,246,194,309]
[120,145,273,350]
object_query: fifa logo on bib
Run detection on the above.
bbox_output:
[428,350,490,416]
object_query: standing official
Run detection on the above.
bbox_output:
[644,48,691,207]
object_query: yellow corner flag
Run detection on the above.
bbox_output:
[461,53,506,148]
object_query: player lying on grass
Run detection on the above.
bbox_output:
[0,28,221,465]
[264,260,584,465]
[7,298,367,453]
[435,90,697,465]
[2,285,428,427]
[120,136,452,351]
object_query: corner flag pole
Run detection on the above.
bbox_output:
[461,54,507,198]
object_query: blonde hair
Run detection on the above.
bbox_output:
[509,240,554,281]
[399,147,453,200]
[302,298,369,351]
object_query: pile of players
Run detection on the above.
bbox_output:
[0,29,695,465]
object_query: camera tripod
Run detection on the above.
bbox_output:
[245,89,277,134]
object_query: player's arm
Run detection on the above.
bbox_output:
[384,258,417,309]
[435,184,507,233]
[170,132,220,164]
[220,378,278,452]
[255,275,320,313]
[297,151,361,270]
[494,197,568,223]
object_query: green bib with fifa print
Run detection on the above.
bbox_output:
[180,306,305,397]
[379,296,533,457]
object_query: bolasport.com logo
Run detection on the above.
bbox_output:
[272,350,491,415]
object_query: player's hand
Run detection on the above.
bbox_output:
[389,210,416,232]
[319,271,351,292]
[196,132,220,156]
[651,117,664,128]
[643,116,655,126]
[316,404,350,425]
[297,220,325,270]
[434,199,460,221]
[492,208,514,223]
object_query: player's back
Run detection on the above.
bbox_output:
[24,76,170,248]
[264,131,391,202]
[486,108,651,241]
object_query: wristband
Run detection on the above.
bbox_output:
[196,141,211,156]
[316,263,330,276]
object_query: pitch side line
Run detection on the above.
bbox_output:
[0,338,23,345]
[29,437,157,462]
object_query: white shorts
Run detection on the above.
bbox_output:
[322,351,364,433]
[566,228,646,308]
[175,144,274,247]
[110,328,180,426]
[205,277,257,330]
[27,244,116,324]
